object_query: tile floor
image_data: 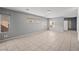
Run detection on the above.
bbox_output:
[0,31,79,51]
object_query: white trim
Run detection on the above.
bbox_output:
[0,14,1,33]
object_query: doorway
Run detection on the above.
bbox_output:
[64,17,77,31]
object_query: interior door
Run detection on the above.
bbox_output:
[64,20,68,31]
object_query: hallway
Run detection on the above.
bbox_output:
[0,31,78,51]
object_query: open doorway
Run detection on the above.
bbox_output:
[64,17,77,31]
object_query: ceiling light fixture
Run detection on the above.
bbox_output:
[47,10,51,13]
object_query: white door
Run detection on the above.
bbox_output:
[64,20,68,31]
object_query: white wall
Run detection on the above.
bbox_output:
[77,8,79,40]
[77,9,79,32]
[49,17,64,32]
[0,15,1,33]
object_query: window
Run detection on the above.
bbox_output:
[0,14,10,33]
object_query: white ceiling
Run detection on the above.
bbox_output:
[5,7,78,18]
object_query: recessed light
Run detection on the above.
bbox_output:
[48,12,51,13]
[47,10,51,13]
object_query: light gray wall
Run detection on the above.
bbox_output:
[49,17,64,32]
[77,9,79,32]
[77,9,79,40]
[77,17,78,32]
[0,8,47,39]
[12,13,47,37]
